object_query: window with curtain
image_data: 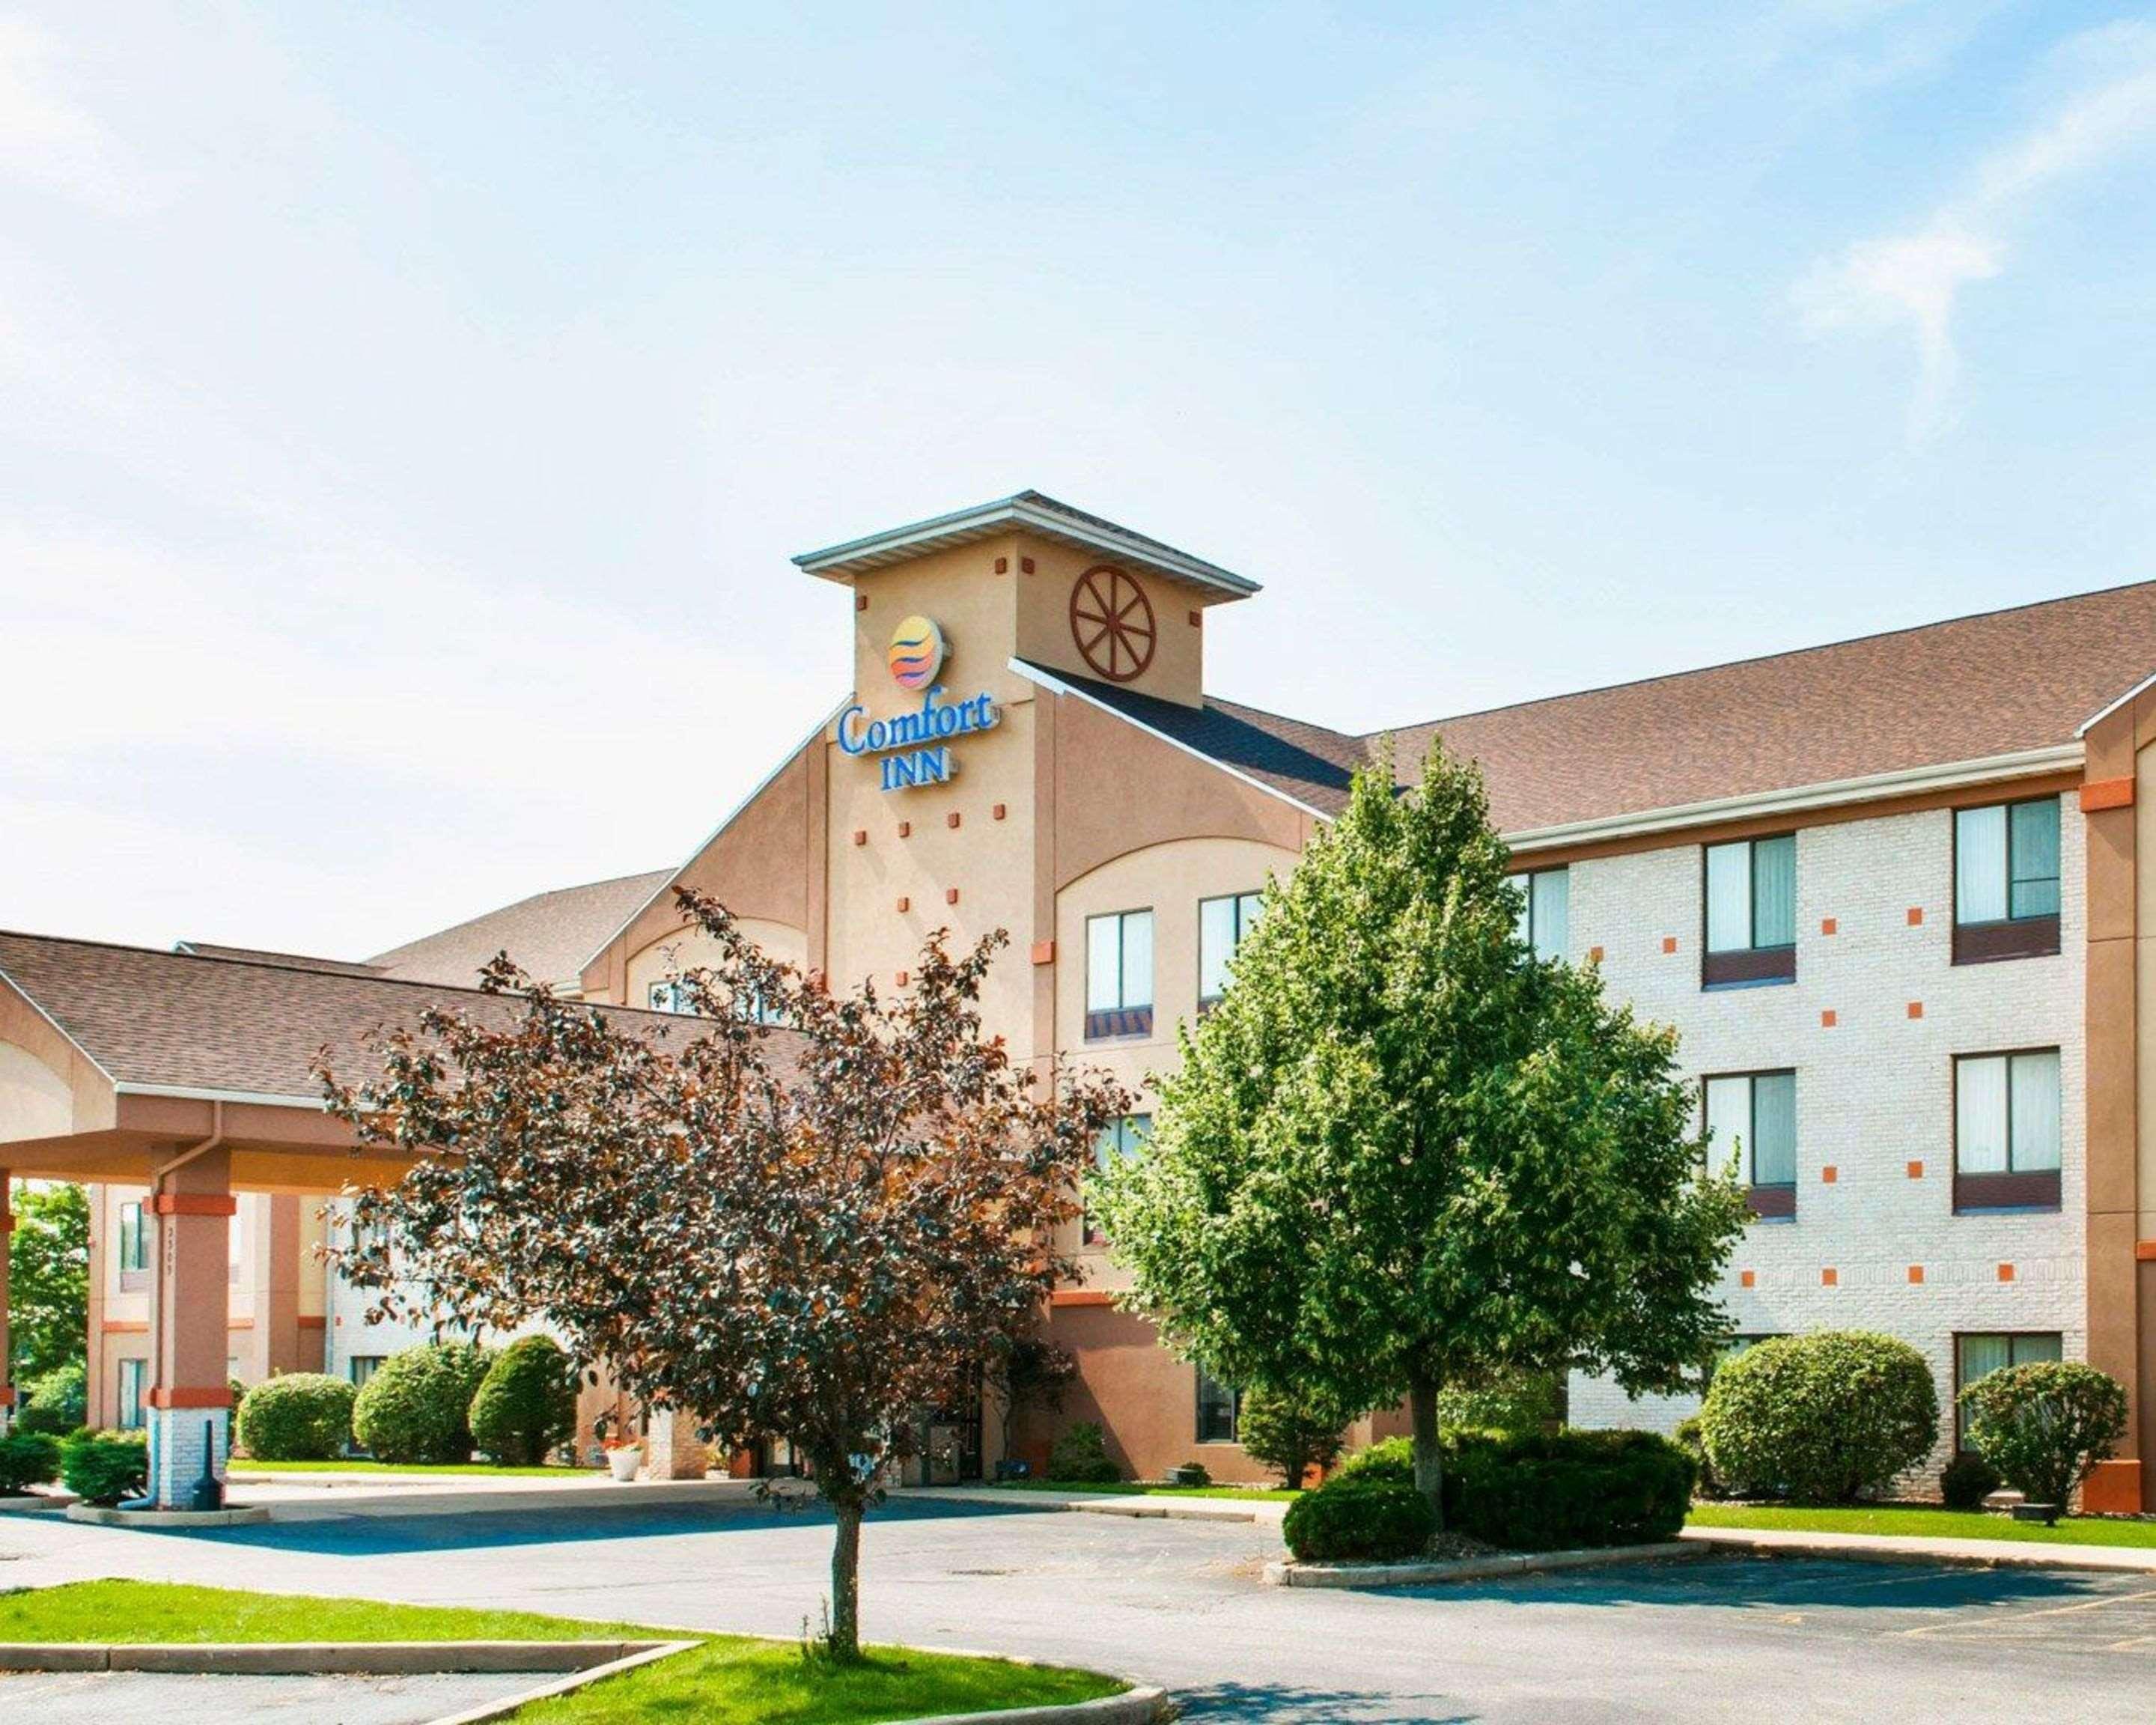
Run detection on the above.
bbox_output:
[1195,1366,1240,1443]
[1955,1333,2062,1446]
[1198,891,1263,1006]
[347,1354,386,1390]
[1955,1050,2062,1211]
[1513,868,1571,964]
[1702,836,1796,986]
[1952,798,2062,963]
[1704,1070,1798,1217]
[118,1201,148,1274]
[1082,1113,1151,1244]
[1085,909,1154,1038]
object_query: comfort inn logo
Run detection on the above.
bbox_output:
[841,614,998,791]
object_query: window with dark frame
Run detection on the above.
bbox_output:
[1082,1113,1151,1245]
[347,1354,386,1390]
[1513,867,1570,964]
[1953,797,2061,964]
[1702,835,1796,987]
[1195,1366,1240,1443]
[1953,1049,2062,1212]
[1702,1071,1798,1218]
[1954,1332,2062,1447]
[118,1200,148,1276]
[1085,909,1154,1039]
[1198,891,1263,1008]
[118,1358,146,1430]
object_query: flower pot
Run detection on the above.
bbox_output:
[607,1446,642,1482]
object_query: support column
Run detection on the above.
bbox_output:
[147,1145,235,1509]
[0,1172,13,1435]
[641,1408,710,1480]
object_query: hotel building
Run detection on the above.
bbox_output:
[3,493,2154,1510]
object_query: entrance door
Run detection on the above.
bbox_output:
[921,1374,983,1484]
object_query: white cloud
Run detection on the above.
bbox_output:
[0,16,138,210]
[1795,26,2156,438]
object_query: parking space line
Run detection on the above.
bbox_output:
[1897,1587,2156,1639]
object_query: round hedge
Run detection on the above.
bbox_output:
[59,1430,147,1506]
[352,1342,491,1465]
[1960,1360,2127,1512]
[236,1372,355,1461]
[0,1432,60,1495]
[1700,1332,1937,1504]
[1283,1474,1437,1563]
[468,1336,579,1466]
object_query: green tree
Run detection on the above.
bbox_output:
[7,1182,89,1384]
[1094,742,1747,1523]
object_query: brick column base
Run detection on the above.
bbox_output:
[641,1409,710,1480]
[147,1404,231,1509]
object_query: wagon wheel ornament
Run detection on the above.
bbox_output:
[1068,565,1156,683]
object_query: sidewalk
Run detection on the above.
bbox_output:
[1682,1524,2156,1575]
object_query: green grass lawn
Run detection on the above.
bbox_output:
[0,1581,1125,1724]
[992,1479,1298,1501]
[231,1458,591,1479]
[1688,1503,2156,1548]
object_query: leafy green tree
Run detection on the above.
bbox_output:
[1094,742,1747,1523]
[1235,1382,1356,1488]
[8,1182,89,1384]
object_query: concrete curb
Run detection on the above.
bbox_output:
[0,1491,73,1514]
[0,1638,677,1675]
[898,1485,1288,1526]
[1264,1540,1703,1588]
[895,1688,1171,1724]
[424,1640,699,1724]
[64,1503,271,1528]
[1681,1526,2156,1575]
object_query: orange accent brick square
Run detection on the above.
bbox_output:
[1907,906,1924,925]
[898,821,911,838]
[1589,945,1605,964]
[994,555,1008,573]
[1908,1265,1925,1285]
[1020,556,1035,574]
[1997,1262,2015,1283]
[993,803,1007,821]
[1821,1165,1837,1184]
[895,896,909,913]
[1821,916,1837,936]
[1739,1270,1755,1289]
[1821,1267,1839,1287]
[1821,1009,1837,1028]
[947,812,962,829]
[1030,940,1056,966]
[1907,1000,1924,1019]
[1188,609,1202,627]
[945,888,959,905]
[1662,935,1678,954]
[851,829,867,846]
[856,593,868,612]
[895,971,908,988]
[1907,1160,1924,1180]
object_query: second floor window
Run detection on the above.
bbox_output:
[1704,1070,1797,1219]
[1514,867,1570,964]
[1084,1113,1151,1245]
[1085,909,1154,1039]
[1198,892,1262,1007]
[1955,1049,2061,1212]
[648,978,785,1025]
[1703,835,1796,986]
[1954,797,2061,964]
[118,1201,148,1274]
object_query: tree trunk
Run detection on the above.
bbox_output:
[829,1498,863,1661]
[1410,1372,1444,1530]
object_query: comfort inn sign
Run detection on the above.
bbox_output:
[836,614,1000,791]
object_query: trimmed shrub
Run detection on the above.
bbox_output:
[1940,1452,2001,1512]
[1961,1360,2128,1515]
[1237,1383,1353,1488]
[469,1336,579,1466]
[0,1432,60,1494]
[60,1430,147,1506]
[1674,1416,1723,1500]
[236,1373,355,1461]
[1283,1474,1437,1562]
[352,1342,491,1465]
[1443,1429,1693,1550]
[1046,1421,1121,1484]
[1332,1435,1413,1488]
[15,1364,87,1438]
[1699,1332,1937,1504]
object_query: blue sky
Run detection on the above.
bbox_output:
[4,3,2153,959]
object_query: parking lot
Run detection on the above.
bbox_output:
[4,1494,2152,1721]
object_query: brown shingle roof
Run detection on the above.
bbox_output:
[370,870,673,988]
[1075,582,2155,832]
[174,942,388,977]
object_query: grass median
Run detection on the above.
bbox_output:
[1688,1503,2156,1549]
[0,1581,1127,1722]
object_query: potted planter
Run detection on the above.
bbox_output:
[606,1443,642,1482]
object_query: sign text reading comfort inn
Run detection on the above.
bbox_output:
[837,614,1000,791]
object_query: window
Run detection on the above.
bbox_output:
[1955,1333,2062,1447]
[1513,868,1570,964]
[118,1201,148,1277]
[648,979,785,1025]
[1703,1071,1798,1218]
[118,1359,146,1430]
[1085,910,1154,1039]
[1198,892,1262,1007]
[1195,1367,1240,1444]
[347,1355,386,1390]
[647,979,692,1014]
[1955,1050,2062,1211]
[1083,1114,1151,1245]
[1702,835,1796,986]
[1954,798,2062,963]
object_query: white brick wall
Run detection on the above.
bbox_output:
[1565,794,2084,1486]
